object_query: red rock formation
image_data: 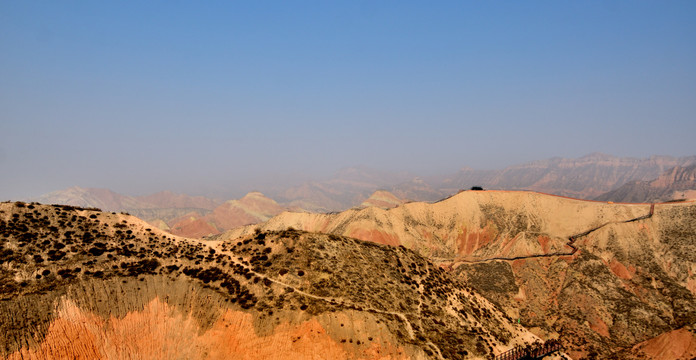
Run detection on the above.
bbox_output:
[630,326,696,360]
[168,212,219,238]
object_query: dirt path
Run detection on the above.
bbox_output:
[445,203,655,265]
[218,247,420,343]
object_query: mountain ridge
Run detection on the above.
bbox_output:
[217,190,696,359]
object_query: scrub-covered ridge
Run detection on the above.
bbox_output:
[0,201,536,359]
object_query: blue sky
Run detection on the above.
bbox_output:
[1,1,695,199]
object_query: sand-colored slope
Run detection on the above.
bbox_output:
[0,201,538,359]
[223,190,655,260]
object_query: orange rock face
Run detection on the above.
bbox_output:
[6,298,411,360]
[588,315,610,338]
[348,229,401,246]
[608,258,634,280]
[631,326,696,360]
[168,213,219,238]
[456,226,495,256]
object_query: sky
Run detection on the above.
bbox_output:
[1,1,695,199]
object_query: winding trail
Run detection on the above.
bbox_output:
[443,203,654,265]
[218,245,421,345]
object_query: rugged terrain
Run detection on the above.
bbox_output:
[0,201,539,359]
[221,190,696,359]
[596,165,696,203]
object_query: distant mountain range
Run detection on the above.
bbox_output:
[595,165,696,203]
[32,187,222,214]
[434,152,696,199]
[29,153,696,237]
[166,192,290,238]
[269,153,696,210]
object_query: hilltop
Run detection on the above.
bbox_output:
[0,201,538,359]
[219,190,696,359]
[359,190,406,209]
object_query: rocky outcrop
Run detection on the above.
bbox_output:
[167,212,219,238]
[624,324,696,360]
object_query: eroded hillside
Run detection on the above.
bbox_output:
[219,191,696,359]
[0,202,536,360]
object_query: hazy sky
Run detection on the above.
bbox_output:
[1,1,695,199]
